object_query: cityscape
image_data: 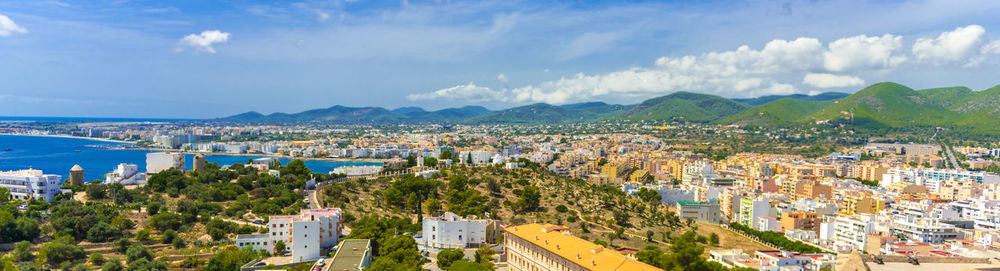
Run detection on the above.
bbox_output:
[3,1,1000,271]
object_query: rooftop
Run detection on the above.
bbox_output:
[505,224,659,271]
[326,239,371,271]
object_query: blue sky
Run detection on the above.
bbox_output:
[1,0,1000,118]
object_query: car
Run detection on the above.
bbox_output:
[253,219,265,225]
[17,204,28,211]
[252,262,267,267]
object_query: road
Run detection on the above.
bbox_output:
[943,144,961,169]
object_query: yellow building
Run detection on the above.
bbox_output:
[505,224,660,271]
[629,169,650,183]
[839,194,886,215]
[601,162,627,183]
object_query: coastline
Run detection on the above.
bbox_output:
[2,133,134,144]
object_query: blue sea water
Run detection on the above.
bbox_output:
[0,135,379,182]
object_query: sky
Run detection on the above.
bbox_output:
[1,0,1000,118]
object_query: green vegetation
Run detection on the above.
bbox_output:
[635,231,732,271]
[620,91,749,122]
[728,223,827,254]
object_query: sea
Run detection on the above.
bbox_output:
[0,135,380,182]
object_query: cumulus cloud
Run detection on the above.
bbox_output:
[0,14,28,37]
[406,82,507,102]
[913,25,985,65]
[177,30,230,53]
[316,10,331,21]
[802,73,865,88]
[823,34,906,72]
[408,25,1000,105]
[497,73,509,84]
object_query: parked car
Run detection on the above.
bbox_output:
[253,219,265,225]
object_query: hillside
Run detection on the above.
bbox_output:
[618,92,749,122]
[807,82,958,127]
[223,105,404,123]
[464,103,629,124]
[918,86,974,107]
[718,98,831,126]
[732,92,849,106]
[398,106,491,122]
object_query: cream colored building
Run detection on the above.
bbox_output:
[504,224,659,271]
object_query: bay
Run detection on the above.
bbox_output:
[0,134,380,182]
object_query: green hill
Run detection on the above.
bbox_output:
[465,103,629,124]
[918,86,974,107]
[733,92,848,106]
[618,92,749,122]
[807,82,958,127]
[718,98,831,126]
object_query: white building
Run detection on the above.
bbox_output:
[421,212,488,249]
[891,218,959,244]
[0,169,63,202]
[882,167,1000,191]
[676,201,723,223]
[757,216,783,232]
[235,208,343,263]
[832,215,876,252]
[104,163,146,185]
[146,152,185,173]
[460,151,495,165]
[330,166,381,176]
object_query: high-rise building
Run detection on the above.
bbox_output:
[69,164,84,186]
[236,208,343,263]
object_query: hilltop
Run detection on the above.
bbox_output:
[618,92,750,122]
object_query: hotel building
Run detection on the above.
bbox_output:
[236,208,343,263]
[0,169,63,202]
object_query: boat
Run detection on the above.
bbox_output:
[3,148,11,151]
[74,150,82,152]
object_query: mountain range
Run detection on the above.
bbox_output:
[217,82,1000,132]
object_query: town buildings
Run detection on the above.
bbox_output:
[235,208,343,263]
[146,152,185,173]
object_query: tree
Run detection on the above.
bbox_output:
[646,230,655,242]
[436,248,464,269]
[423,157,438,167]
[124,258,167,271]
[709,233,720,246]
[636,188,662,204]
[36,237,85,268]
[101,258,123,271]
[161,229,177,244]
[205,247,260,271]
[448,260,491,271]
[424,198,442,214]
[89,253,106,266]
[146,202,161,215]
[13,241,32,262]
[439,149,453,160]
[473,246,496,269]
[514,185,541,211]
[125,244,153,263]
[149,212,182,231]
[0,187,9,201]
[274,240,286,254]
[87,222,119,243]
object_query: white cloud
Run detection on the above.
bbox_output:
[983,40,1000,55]
[802,73,865,88]
[316,10,331,21]
[177,30,230,53]
[913,25,985,65]
[406,82,507,102]
[823,34,906,72]
[497,73,509,84]
[0,14,28,37]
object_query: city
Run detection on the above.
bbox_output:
[3,1,1000,271]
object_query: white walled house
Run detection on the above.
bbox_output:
[104,163,146,185]
[422,212,488,249]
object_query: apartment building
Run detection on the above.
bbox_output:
[421,212,489,249]
[781,211,819,232]
[891,218,959,244]
[146,152,185,173]
[676,201,723,223]
[235,208,343,263]
[504,224,659,271]
[0,169,63,202]
[832,215,876,251]
[739,197,772,227]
